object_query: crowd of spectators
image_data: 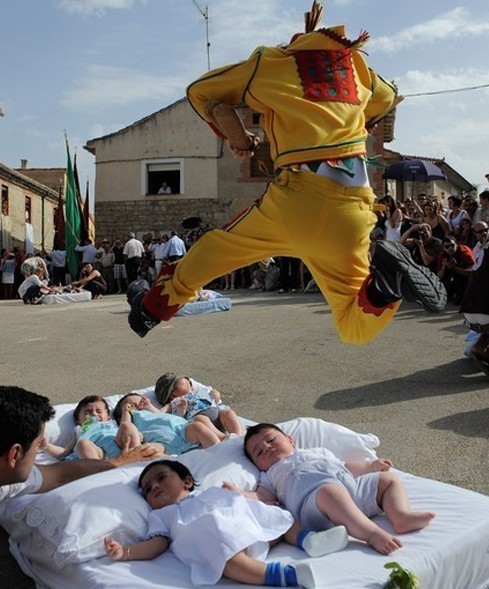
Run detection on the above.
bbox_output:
[1,188,487,305]
[372,189,489,305]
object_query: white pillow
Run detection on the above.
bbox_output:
[14,394,379,571]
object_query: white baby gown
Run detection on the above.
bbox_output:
[147,486,293,585]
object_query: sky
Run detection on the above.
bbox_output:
[1,0,489,199]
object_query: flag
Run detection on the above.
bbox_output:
[83,179,94,242]
[74,153,88,244]
[53,185,66,250]
[65,139,82,278]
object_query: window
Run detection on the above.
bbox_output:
[1,185,8,216]
[142,159,184,195]
[25,195,32,223]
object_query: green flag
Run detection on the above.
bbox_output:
[65,139,82,279]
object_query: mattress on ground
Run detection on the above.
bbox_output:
[175,296,231,316]
[41,291,92,304]
[1,388,488,589]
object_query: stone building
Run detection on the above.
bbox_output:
[0,161,61,253]
[84,98,397,240]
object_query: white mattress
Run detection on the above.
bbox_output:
[41,291,92,304]
[5,471,489,589]
[2,389,489,589]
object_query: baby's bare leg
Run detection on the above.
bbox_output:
[193,414,226,441]
[186,421,220,448]
[75,439,104,460]
[218,408,243,435]
[223,550,268,585]
[116,422,143,449]
[377,472,435,534]
[316,484,402,555]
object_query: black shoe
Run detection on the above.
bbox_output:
[371,241,447,313]
[127,279,150,307]
[128,289,161,338]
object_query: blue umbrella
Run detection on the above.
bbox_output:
[383,159,445,182]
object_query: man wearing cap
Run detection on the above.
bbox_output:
[127,1,446,341]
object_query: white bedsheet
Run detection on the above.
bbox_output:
[41,291,92,304]
[4,470,489,589]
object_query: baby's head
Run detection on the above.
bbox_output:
[113,393,144,424]
[74,395,110,425]
[244,423,294,472]
[138,460,198,509]
[155,373,193,405]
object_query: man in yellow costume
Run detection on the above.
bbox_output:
[128,2,446,340]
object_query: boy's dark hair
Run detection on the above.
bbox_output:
[243,423,286,461]
[138,459,198,494]
[73,395,110,424]
[0,386,55,454]
[112,393,143,424]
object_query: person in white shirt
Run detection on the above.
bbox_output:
[149,235,168,275]
[163,231,187,262]
[123,232,145,284]
[157,182,172,195]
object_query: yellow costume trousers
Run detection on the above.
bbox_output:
[148,169,399,345]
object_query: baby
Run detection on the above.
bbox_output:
[105,459,348,588]
[237,423,435,555]
[42,395,142,460]
[113,393,222,455]
[155,372,243,439]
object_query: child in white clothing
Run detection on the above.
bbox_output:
[155,372,243,438]
[237,423,435,555]
[105,460,348,588]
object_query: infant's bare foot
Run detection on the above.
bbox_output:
[393,511,435,534]
[367,530,403,555]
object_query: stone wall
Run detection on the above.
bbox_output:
[95,196,247,240]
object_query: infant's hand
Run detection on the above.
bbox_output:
[372,458,393,472]
[104,537,124,561]
[222,481,240,494]
[137,396,151,410]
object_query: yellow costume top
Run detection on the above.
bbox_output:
[187,26,398,169]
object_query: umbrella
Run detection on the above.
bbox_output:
[181,216,203,230]
[383,159,445,182]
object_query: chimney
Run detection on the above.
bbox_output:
[20,159,29,170]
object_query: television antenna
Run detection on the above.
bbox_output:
[191,0,211,71]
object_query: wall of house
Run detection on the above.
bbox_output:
[1,175,57,253]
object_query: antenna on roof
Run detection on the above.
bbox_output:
[191,0,211,71]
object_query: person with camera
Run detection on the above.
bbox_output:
[400,223,443,273]
[436,237,474,305]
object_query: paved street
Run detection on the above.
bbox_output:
[1,290,488,588]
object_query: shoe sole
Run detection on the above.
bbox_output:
[373,241,447,313]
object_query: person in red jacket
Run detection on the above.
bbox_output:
[436,236,474,305]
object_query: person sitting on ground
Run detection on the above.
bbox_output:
[0,386,165,503]
[235,423,435,556]
[42,395,144,460]
[113,393,222,455]
[71,262,107,299]
[436,236,474,305]
[251,258,280,291]
[18,257,58,304]
[105,459,348,588]
[400,223,443,273]
[155,372,243,439]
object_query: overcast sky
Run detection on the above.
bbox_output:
[1,0,488,196]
